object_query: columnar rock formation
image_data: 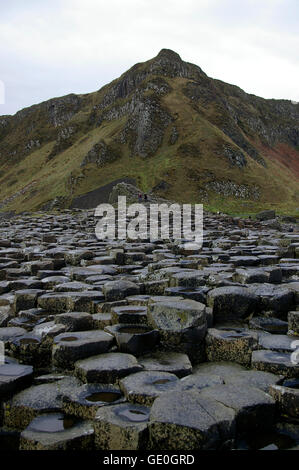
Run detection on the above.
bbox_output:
[0,208,298,450]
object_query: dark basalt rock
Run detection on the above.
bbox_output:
[119,370,181,406]
[0,358,33,400]
[207,286,258,322]
[149,390,236,450]
[19,413,94,450]
[74,352,143,384]
[62,383,125,419]
[139,351,192,378]
[111,305,148,325]
[105,323,159,356]
[54,311,94,331]
[200,384,276,432]
[288,311,299,336]
[249,316,288,334]
[3,377,80,430]
[269,383,299,419]
[252,350,299,378]
[147,299,207,362]
[52,330,114,369]
[94,402,150,450]
[248,284,295,320]
[103,280,140,301]
[256,210,276,221]
[0,207,298,451]
[205,328,258,366]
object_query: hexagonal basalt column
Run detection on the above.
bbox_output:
[14,289,45,313]
[111,305,148,325]
[38,291,104,314]
[248,284,295,320]
[0,358,33,400]
[252,350,299,378]
[54,311,94,331]
[52,330,114,369]
[147,299,207,362]
[288,311,299,336]
[19,413,94,450]
[105,324,159,356]
[119,371,181,406]
[200,384,276,432]
[9,334,51,369]
[3,377,80,430]
[62,383,125,419]
[94,402,150,450]
[207,286,258,323]
[269,379,299,419]
[75,352,143,384]
[149,390,236,450]
[205,328,258,366]
[139,351,192,378]
[103,280,140,301]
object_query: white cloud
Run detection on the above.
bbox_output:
[0,0,298,115]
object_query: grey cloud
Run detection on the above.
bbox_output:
[0,0,298,115]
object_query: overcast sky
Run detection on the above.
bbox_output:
[0,0,298,116]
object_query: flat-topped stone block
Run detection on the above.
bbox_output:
[3,376,80,430]
[205,328,258,366]
[249,317,288,334]
[111,305,148,325]
[269,380,299,419]
[0,358,33,400]
[252,350,299,378]
[248,284,295,320]
[54,311,94,331]
[75,352,143,384]
[207,286,258,322]
[52,330,114,369]
[103,280,140,301]
[14,289,45,313]
[119,371,181,406]
[94,402,150,450]
[139,351,192,378]
[19,413,94,450]
[200,383,275,432]
[0,327,27,346]
[62,383,125,419]
[38,291,104,313]
[105,324,159,356]
[192,361,282,392]
[149,390,235,450]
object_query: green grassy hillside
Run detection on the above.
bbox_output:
[0,49,298,215]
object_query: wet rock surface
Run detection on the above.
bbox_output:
[149,390,236,450]
[19,413,94,450]
[94,402,150,450]
[0,209,298,450]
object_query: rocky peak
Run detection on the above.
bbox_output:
[150,48,204,81]
[156,49,183,62]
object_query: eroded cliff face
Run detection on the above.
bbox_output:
[0,48,298,213]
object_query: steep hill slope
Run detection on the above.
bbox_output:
[0,49,298,215]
